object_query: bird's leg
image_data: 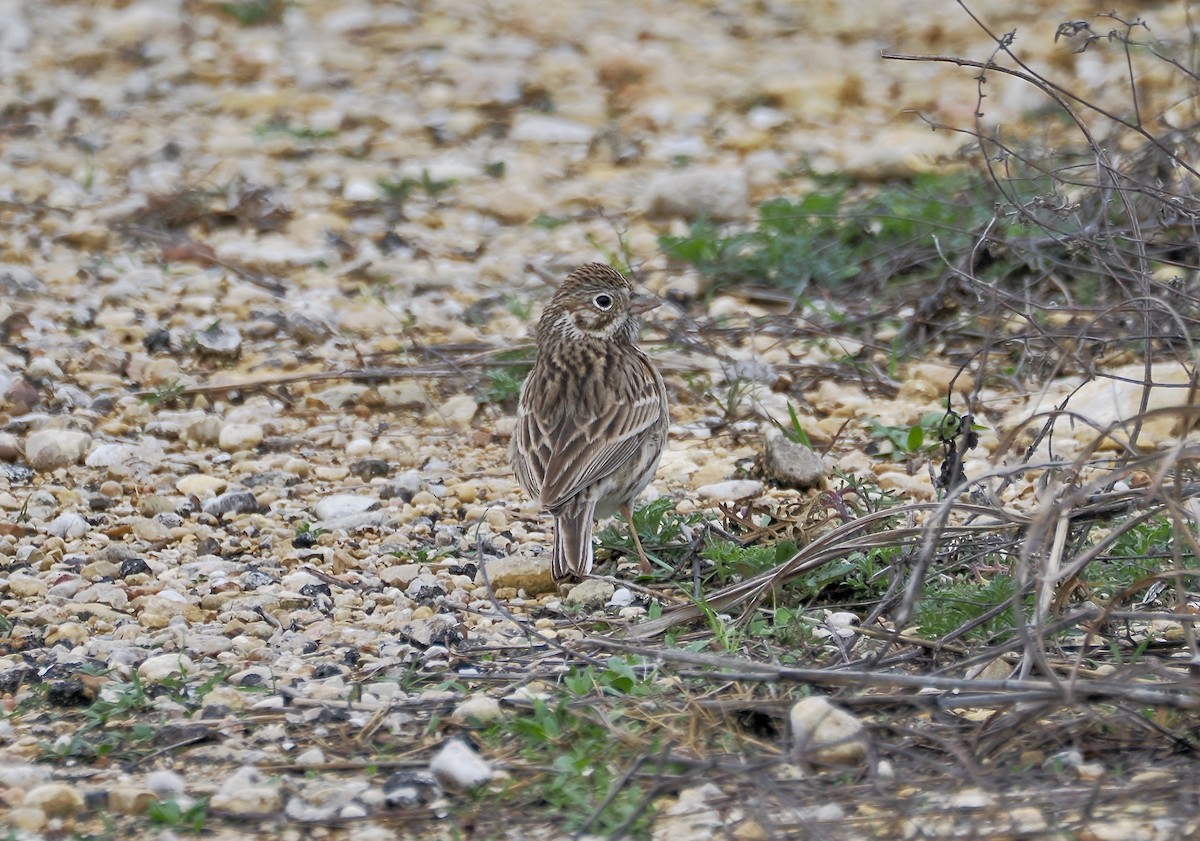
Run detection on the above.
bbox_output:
[621,502,652,574]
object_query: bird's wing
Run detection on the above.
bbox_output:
[537,354,663,510]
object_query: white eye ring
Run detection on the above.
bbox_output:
[593,293,614,310]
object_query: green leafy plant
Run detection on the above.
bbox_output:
[484,699,654,835]
[254,120,335,140]
[147,798,209,832]
[659,171,1023,297]
[220,0,284,25]
[141,379,186,407]
[480,366,530,406]
[597,498,701,571]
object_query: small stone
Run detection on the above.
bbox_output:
[24,782,85,817]
[948,787,994,808]
[406,574,446,603]
[185,416,223,445]
[296,747,326,766]
[350,458,390,480]
[25,429,91,470]
[108,786,157,815]
[565,579,615,608]
[314,493,378,521]
[429,739,493,791]
[696,480,762,502]
[219,423,264,452]
[435,394,478,430]
[379,563,422,588]
[510,114,594,143]
[8,807,47,832]
[383,770,439,808]
[195,322,242,358]
[475,554,555,594]
[643,167,749,221]
[7,577,48,598]
[176,474,228,497]
[404,613,463,647]
[130,517,171,541]
[343,175,382,202]
[763,428,826,489]
[608,587,635,607]
[147,769,187,799]
[202,490,261,517]
[790,697,868,765]
[211,767,282,817]
[138,653,195,683]
[48,512,88,539]
[450,695,503,725]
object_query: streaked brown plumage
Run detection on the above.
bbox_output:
[511,263,669,581]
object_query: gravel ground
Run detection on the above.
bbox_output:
[2,1,1199,838]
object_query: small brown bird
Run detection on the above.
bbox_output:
[511,263,669,581]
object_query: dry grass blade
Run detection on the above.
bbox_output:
[627,501,1026,638]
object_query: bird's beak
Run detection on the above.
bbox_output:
[628,294,662,315]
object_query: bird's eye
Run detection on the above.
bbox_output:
[593,294,613,310]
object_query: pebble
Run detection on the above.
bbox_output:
[509,113,594,143]
[695,480,763,502]
[450,695,504,725]
[23,782,85,816]
[47,512,88,538]
[295,746,326,766]
[176,474,228,497]
[314,493,379,521]
[435,394,478,430]
[642,167,749,221]
[565,578,615,608]
[475,554,555,595]
[195,322,243,358]
[762,428,826,490]
[790,697,868,765]
[429,739,493,791]
[203,490,262,516]
[210,767,282,817]
[219,423,264,452]
[138,653,196,683]
[108,786,157,815]
[25,428,91,470]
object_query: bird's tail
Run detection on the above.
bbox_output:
[552,504,594,581]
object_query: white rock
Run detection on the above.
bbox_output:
[47,512,88,539]
[429,739,493,791]
[295,747,326,766]
[0,764,51,787]
[656,783,724,838]
[450,695,503,725]
[25,429,91,470]
[314,493,378,521]
[343,176,382,202]
[510,114,594,143]
[790,697,868,765]
[211,767,282,816]
[345,438,373,458]
[643,167,749,221]
[138,653,195,683]
[763,428,826,489]
[435,394,478,430]
[695,480,762,502]
[608,587,635,607]
[565,578,614,608]
[176,474,228,497]
[825,612,859,639]
[23,783,85,816]
[85,441,162,468]
[218,423,263,452]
